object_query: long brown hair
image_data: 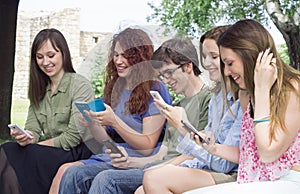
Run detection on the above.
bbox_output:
[28,28,75,108]
[217,19,300,140]
[103,28,157,114]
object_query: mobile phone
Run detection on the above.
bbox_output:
[75,102,92,122]
[102,139,125,157]
[8,124,33,139]
[88,98,106,112]
[181,120,209,144]
[150,90,164,102]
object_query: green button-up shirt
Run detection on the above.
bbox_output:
[25,72,94,150]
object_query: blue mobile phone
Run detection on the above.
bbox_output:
[75,102,92,122]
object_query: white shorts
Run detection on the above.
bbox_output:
[184,170,300,194]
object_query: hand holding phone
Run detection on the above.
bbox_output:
[75,99,106,122]
[103,139,125,157]
[181,120,209,144]
[150,90,165,102]
[75,102,92,122]
[8,124,33,139]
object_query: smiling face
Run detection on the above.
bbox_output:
[158,61,189,95]
[220,46,246,89]
[113,41,132,78]
[36,39,64,81]
[202,38,221,82]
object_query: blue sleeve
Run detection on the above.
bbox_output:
[201,101,243,173]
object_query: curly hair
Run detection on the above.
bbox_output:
[103,28,158,114]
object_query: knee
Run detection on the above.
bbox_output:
[143,169,160,187]
[61,164,83,182]
[90,170,118,193]
[93,170,115,188]
[57,162,74,176]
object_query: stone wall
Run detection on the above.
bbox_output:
[13,8,208,99]
[13,8,109,99]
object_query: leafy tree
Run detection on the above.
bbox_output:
[148,0,300,70]
[0,0,19,139]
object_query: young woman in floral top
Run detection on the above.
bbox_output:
[185,19,300,194]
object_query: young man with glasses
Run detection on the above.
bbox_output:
[59,37,211,194]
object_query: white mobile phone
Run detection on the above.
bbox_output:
[102,139,125,157]
[75,101,92,122]
[8,124,33,139]
[181,120,209,144]
[150,90,164,102]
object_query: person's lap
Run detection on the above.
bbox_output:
[88,168,145,194]
[59,163,113,193]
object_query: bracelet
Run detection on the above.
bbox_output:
[253,115,270,123]
[253,119,270,123]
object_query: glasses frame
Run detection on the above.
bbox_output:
[158,63,185,81]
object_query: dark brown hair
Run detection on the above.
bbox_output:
[28,28,75,108]
[151,37,201,76]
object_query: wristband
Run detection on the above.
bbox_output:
[253,119,270,123]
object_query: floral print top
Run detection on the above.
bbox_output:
[237,103,300,183]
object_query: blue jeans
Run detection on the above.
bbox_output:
[59,164,112,194]
[89,168,145,194]
[59,164,146,194]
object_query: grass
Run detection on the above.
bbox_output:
[11,98,30,127]
[0,98,29,144]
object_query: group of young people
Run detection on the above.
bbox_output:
[0,18,299,194]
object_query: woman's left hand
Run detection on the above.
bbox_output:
[191,131,216,154]
[254,48,277,91]
[88,104,117,126]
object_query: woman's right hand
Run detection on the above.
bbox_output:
[78,112,93,127]
[11,130,34,146]
[254,49,277,91]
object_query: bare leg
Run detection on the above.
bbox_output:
[48,161,84,194]
[134,185,145,194]
[143,164,215,194]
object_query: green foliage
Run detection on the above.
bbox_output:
[278,44,290,64]
[147,0,297,38]
[167,85,185,104]
[91,69,105,98]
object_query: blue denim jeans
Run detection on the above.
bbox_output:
[59,164,112,194]
[59,164,146,194]
[89,168,145,194]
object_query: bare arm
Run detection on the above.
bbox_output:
[254,50,300,162]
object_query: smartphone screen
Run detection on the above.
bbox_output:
[181,120,209,144]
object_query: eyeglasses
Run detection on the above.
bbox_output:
[158,64,185,81]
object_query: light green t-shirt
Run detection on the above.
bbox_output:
[153,86,212,164]
[25,72,94,151]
